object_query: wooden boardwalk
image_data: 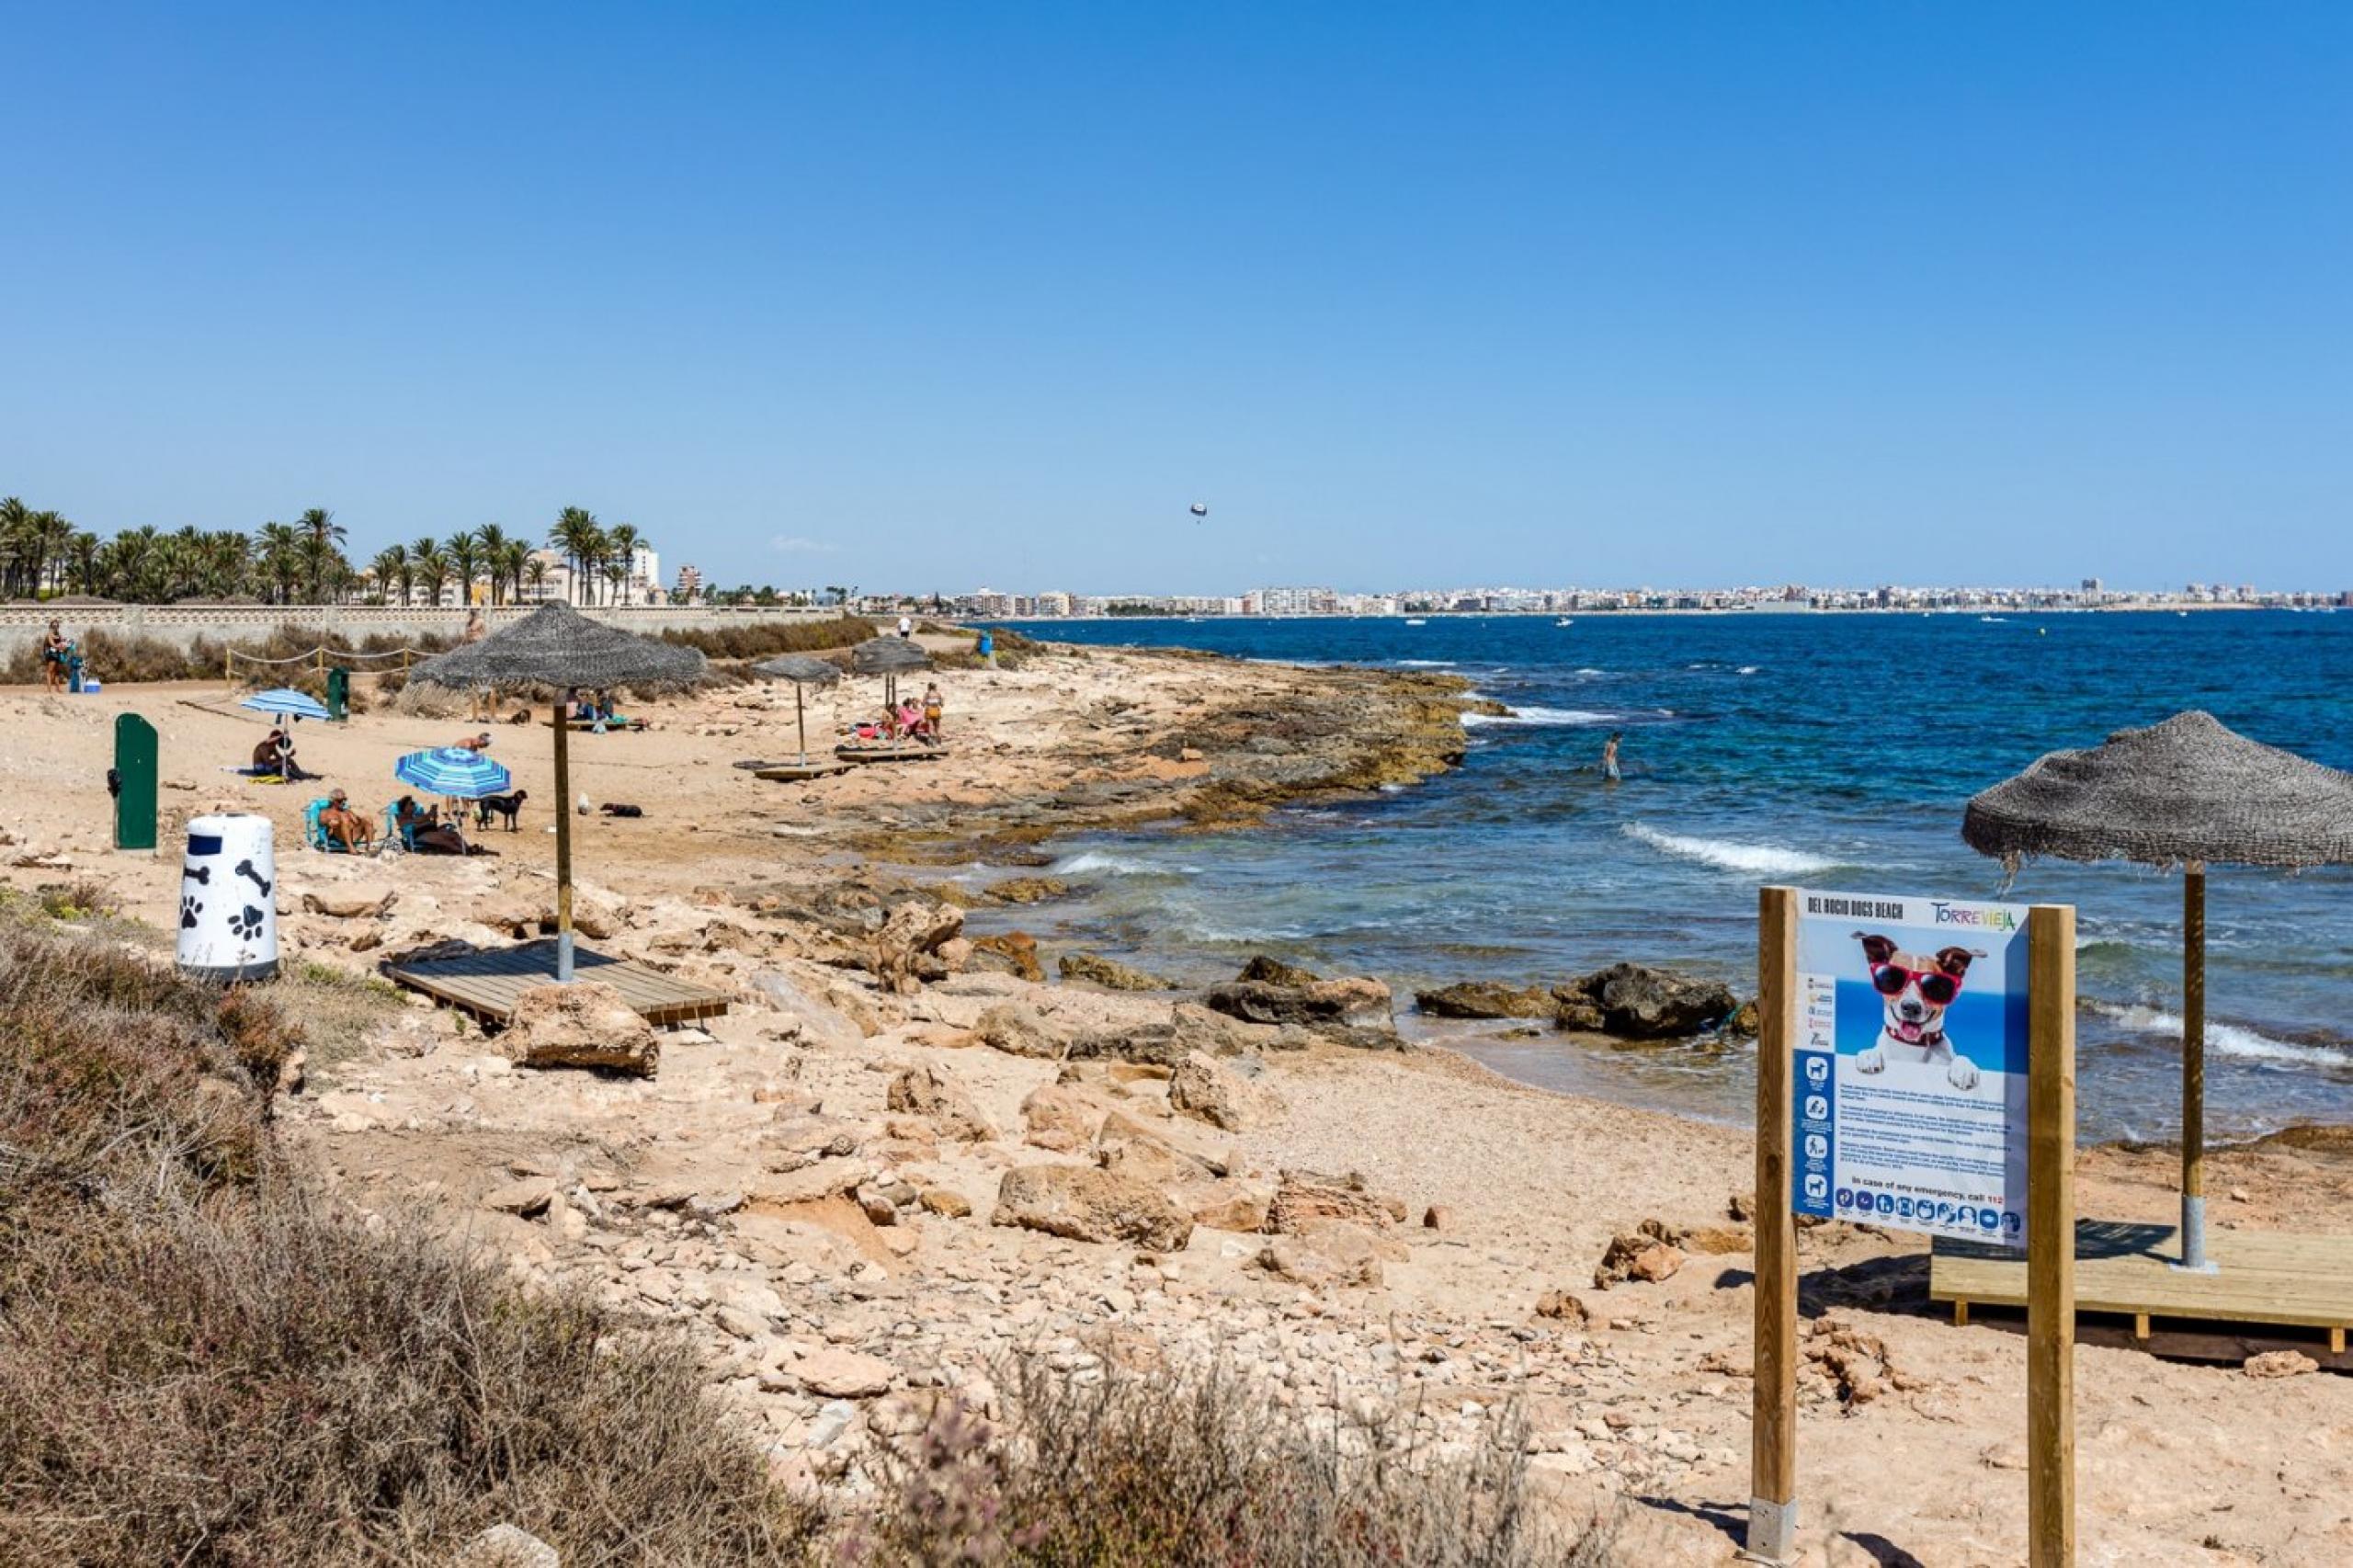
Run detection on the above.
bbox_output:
[1932,1219,2352,1354]
[384,940,730,1028]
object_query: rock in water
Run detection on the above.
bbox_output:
[1058,951,1176,991]
[1415,980,1558,1019]
[1554,963,1736,1039]
[499,981,659,1077]
[992,1165,1194,1251]
[1238,953,1320,986]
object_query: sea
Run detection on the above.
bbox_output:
[987,610,2353,1145]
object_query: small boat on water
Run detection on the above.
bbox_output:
[1554,617,1573,627]
[1404,618,1427,627]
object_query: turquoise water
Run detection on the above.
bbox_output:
[992,611,2353,1142]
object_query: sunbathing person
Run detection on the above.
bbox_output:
[319,787,375,851]
[393,795,465,855]
[252,729,286,775]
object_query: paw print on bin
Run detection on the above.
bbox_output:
[180,894,202,929]
[229,904,265,941]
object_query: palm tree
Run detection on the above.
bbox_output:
[447,529,483,609]
[369,546,408,607]
[494,539,529,606]
[0,497,27,597]
[525,555,551,602]
[295,507,343,602]
[409,537,442,604]
[256,521,302,604]
[475,525,512,605]
[413,545,451,608]
[64,531,100,595]
[550,506,604,606]
[605,522,642,606]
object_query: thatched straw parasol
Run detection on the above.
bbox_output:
[407,602,706,982]
[1963,710,2353,1270]
[753,653,843,767]
[851,634,930,709]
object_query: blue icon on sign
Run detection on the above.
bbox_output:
[1876,1194,1895,1215]
[1979,1208,2000,1231]
[1896,1198,1914,1219]
[1836,1188,1854,1210]
[1803,1095,1828,1121]
[1804,1057,1829,1085]
[1803,1175,1828,1201]
[2003,1210,2022,1233]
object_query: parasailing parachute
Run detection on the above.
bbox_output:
[1188,502,1209,519]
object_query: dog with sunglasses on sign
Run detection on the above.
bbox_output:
[1852,932,1985,1090]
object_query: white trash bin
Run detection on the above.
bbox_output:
[176,812,279,983]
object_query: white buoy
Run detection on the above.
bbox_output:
[176,812,279,983]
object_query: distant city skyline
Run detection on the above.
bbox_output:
[5,5,2347,592]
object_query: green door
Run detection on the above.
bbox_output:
[114,712,158,851]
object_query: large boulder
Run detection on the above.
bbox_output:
[1415,980,1557,1020]
[1267,1168,1404,1233]
[992,1165,1194,1251]
[1020,1082,1103,1151]
[978,1001,1063,1058]
[1168,1051,1281,1132]
[1059,951,1176,991]
[1201,976,1394,1037]
[884,1063,995,1142]
[968,932,1045,982]
[498,981,658,1077]
[1556,963,1736,1040]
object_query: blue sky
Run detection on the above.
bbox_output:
[3,3,2347,595]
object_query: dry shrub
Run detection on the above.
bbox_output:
[0,914,822,1566]
[659,614,876,659]
[847,1358,1614,1567]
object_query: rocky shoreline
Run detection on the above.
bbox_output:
[6,644,2352,1562]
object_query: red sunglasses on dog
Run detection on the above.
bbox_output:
[1870,961,1964,1006]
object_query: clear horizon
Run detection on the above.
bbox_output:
[5,4,2347,595]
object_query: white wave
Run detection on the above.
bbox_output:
[1574,667,1604,676]
[1049,850,1176,877]
[2090,1004,2353,1068]
[1461,705,1613,729]
[1738,665,1761,676]
[1622,822,1841,877]
[1392,659,1457,667]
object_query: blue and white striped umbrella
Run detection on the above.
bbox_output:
[393,747,512,800]
[240,687,331,722]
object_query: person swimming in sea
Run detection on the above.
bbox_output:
[1600,731,1623,783]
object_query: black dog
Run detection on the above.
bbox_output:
[599,802,644,819]
[473,790,529,832]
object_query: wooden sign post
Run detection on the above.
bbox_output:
[1748,887,2075,1566]
[2026,903,2076,1567]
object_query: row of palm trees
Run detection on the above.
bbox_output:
[0,499,655,608]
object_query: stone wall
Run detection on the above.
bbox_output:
[0,603,841,658]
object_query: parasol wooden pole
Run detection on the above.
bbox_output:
[553,694,575,983]
[2178,863,2210,1270]
[1747,885,1800,1562]
[796,685,807,767]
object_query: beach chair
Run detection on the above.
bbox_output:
[302,798,350,854]
[383,804,421,853]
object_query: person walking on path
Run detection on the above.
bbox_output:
[922,681,945,738]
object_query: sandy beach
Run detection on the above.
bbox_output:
[4,642,2349,1566]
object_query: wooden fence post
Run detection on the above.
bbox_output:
[1749,884,1800,1562]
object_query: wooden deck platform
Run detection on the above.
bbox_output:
[835,743,945,765]
[1932,1220,2352,1353]
[384,940,730,1028]
[754,761,852,781]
